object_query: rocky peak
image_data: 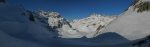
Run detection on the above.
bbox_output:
[32,10,116,38]
[48,12,61,18]
[133,0,150,12]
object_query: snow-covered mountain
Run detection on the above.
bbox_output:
[33,10,116,38]
[59,14,116,38]
[1,0,150,47]
[34,10,71,29]
[0,3,124,47]
[32,8,116,39]
[101,0,150,40]
[0,4,59,47]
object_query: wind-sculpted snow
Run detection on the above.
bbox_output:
[102,0,150,40]
[1,0,150,47]
[50,32,131,47]
[0,4,131,47]
[0,4,56,47]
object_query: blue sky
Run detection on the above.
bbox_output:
[7,0,133,20]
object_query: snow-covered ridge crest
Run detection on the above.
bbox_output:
[35,11,116,38]
[36,10,70,29]
[133,0,150,12]
[101,0,150,40]
[66,14,116,38]
[140,0,150,2]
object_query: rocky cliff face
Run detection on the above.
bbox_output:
[133,0,150,12]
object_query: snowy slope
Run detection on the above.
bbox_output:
[35,10,116,38]
[0,4,131,47]
[132,35,150,47]
[57,14,116,38]
[69,14,115,38]
[102,0,150,40]
[2,0,150,47]
[0,4,59,47]
[52,32,131,47]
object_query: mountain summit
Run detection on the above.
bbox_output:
[1,0,150,47]
[35,10,116,38]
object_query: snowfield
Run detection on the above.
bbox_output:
[36,9,116,38]
[0,0,150,47]
[102,3,150,40]
[0,4,130,47]
[59,14,116,38]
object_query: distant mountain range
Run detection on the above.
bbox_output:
[0,0,150,47]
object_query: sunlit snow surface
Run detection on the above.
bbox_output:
[59,14,116,38]
[102,5,150,40]
[1,0,150,47]
[0,4,132,47]
[38,9,116,38]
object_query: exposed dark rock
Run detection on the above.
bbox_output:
[25,10,35,22]
[134,2,150,12]
[132,35,150,47]
[133,0,140,5]
[96,25,104,32]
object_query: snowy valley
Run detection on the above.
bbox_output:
[0,0,150,47]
